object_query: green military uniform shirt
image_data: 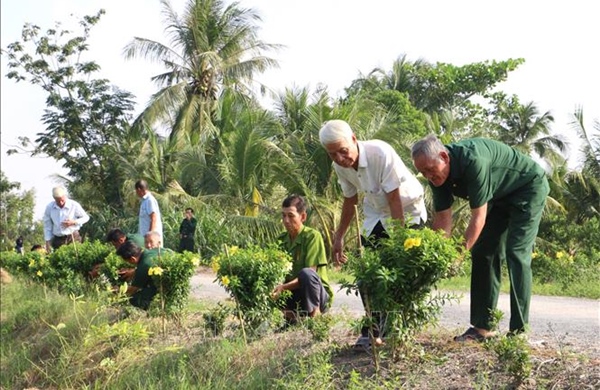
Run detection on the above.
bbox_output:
[179,218,197,237]
[130,248,162,308]
[431,138,547,211]
[277,226,333,300]
[127,233,145,248]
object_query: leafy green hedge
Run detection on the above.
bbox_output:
[0,241,199,316]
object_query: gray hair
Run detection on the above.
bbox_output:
[319,119,354,146]
[52,186,67,198]
[411,134,447,160]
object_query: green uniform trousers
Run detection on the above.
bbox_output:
[470,175,549,332]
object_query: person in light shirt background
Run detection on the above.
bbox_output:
[135,180,163,246]
[43,186,90,252]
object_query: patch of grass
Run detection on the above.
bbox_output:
[435,264,600,299]
[2,277,599,390]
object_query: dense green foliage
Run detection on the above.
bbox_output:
[214,243,291,329]
[0,171,43,251]
[2,1,599,302]
[0,241,198,316]
[342,223,463,344]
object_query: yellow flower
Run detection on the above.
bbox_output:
[228,246,239,255]
[191,257,200,267]
[404,237,422,250]
[211,258,220,273]
[531,252,538,259]
[29,259,36,268]
[36,270,43,277]
[221,275,230,286]
[148,266,164,276]
[556,251,566,259]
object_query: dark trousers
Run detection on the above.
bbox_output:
[178,236,195,253]
[284,268,329,317]
[51,231,81,250]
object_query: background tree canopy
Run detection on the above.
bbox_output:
[2,1,599,271]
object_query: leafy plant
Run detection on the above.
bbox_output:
[146,250,200,317]
[203,303,233,336]
[304,314,334,342]
[214,244,292,330]
[486,335,532,382]
[342,222,464,346]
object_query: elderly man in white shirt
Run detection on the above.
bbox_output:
[43,186,90,252]
[319,119,427,349]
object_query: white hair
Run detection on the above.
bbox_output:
[318,120,354,146]
[52,186,67,198]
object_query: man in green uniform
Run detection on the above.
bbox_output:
[106,228,145,249]
[86,229,146,280]
[411,135,549,341]
[178,208,197,253]
[272,195,333,322]
[116,241,161,310]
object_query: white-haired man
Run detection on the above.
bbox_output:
[43,186,90,252]
[319,119,427,348]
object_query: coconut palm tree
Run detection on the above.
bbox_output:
[562,109,600,221]
[123,0,281,139]
[494,98,567,162]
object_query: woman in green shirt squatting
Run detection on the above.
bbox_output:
[272,195,334,324]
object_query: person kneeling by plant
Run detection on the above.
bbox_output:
[271,195,333,325]
[115,240,159,310]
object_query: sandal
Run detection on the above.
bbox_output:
[453,327,494,342]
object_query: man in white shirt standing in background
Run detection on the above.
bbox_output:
[135,180,163,247]
[43,186,90,252]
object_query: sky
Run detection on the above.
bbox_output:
[1,0,598,221]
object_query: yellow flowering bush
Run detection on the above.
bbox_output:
[215,243,292,330]
[343,221,463,343]
[145,249,200,316]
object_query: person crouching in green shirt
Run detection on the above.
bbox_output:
[272,195,333,324]
[116,241,159,310]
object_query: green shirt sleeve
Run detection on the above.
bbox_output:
[302,228,328,268]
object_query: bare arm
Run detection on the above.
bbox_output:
[385,188,405,224]
[149,212,157,232]
[432,208,453,237]
[464,204,487,250]
[125,285,141,296]
[332,195,358,264]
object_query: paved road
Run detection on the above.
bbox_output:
[190,272,600,356]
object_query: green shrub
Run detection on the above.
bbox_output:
[147,250,200,316]
[342,222,463,344]
[203,303,233,336]
[214,243,292,329]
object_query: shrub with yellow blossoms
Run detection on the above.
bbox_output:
[215,243,292,330]
[343,221,464,344]
[143,249,201,316]
[148,266,164,276]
